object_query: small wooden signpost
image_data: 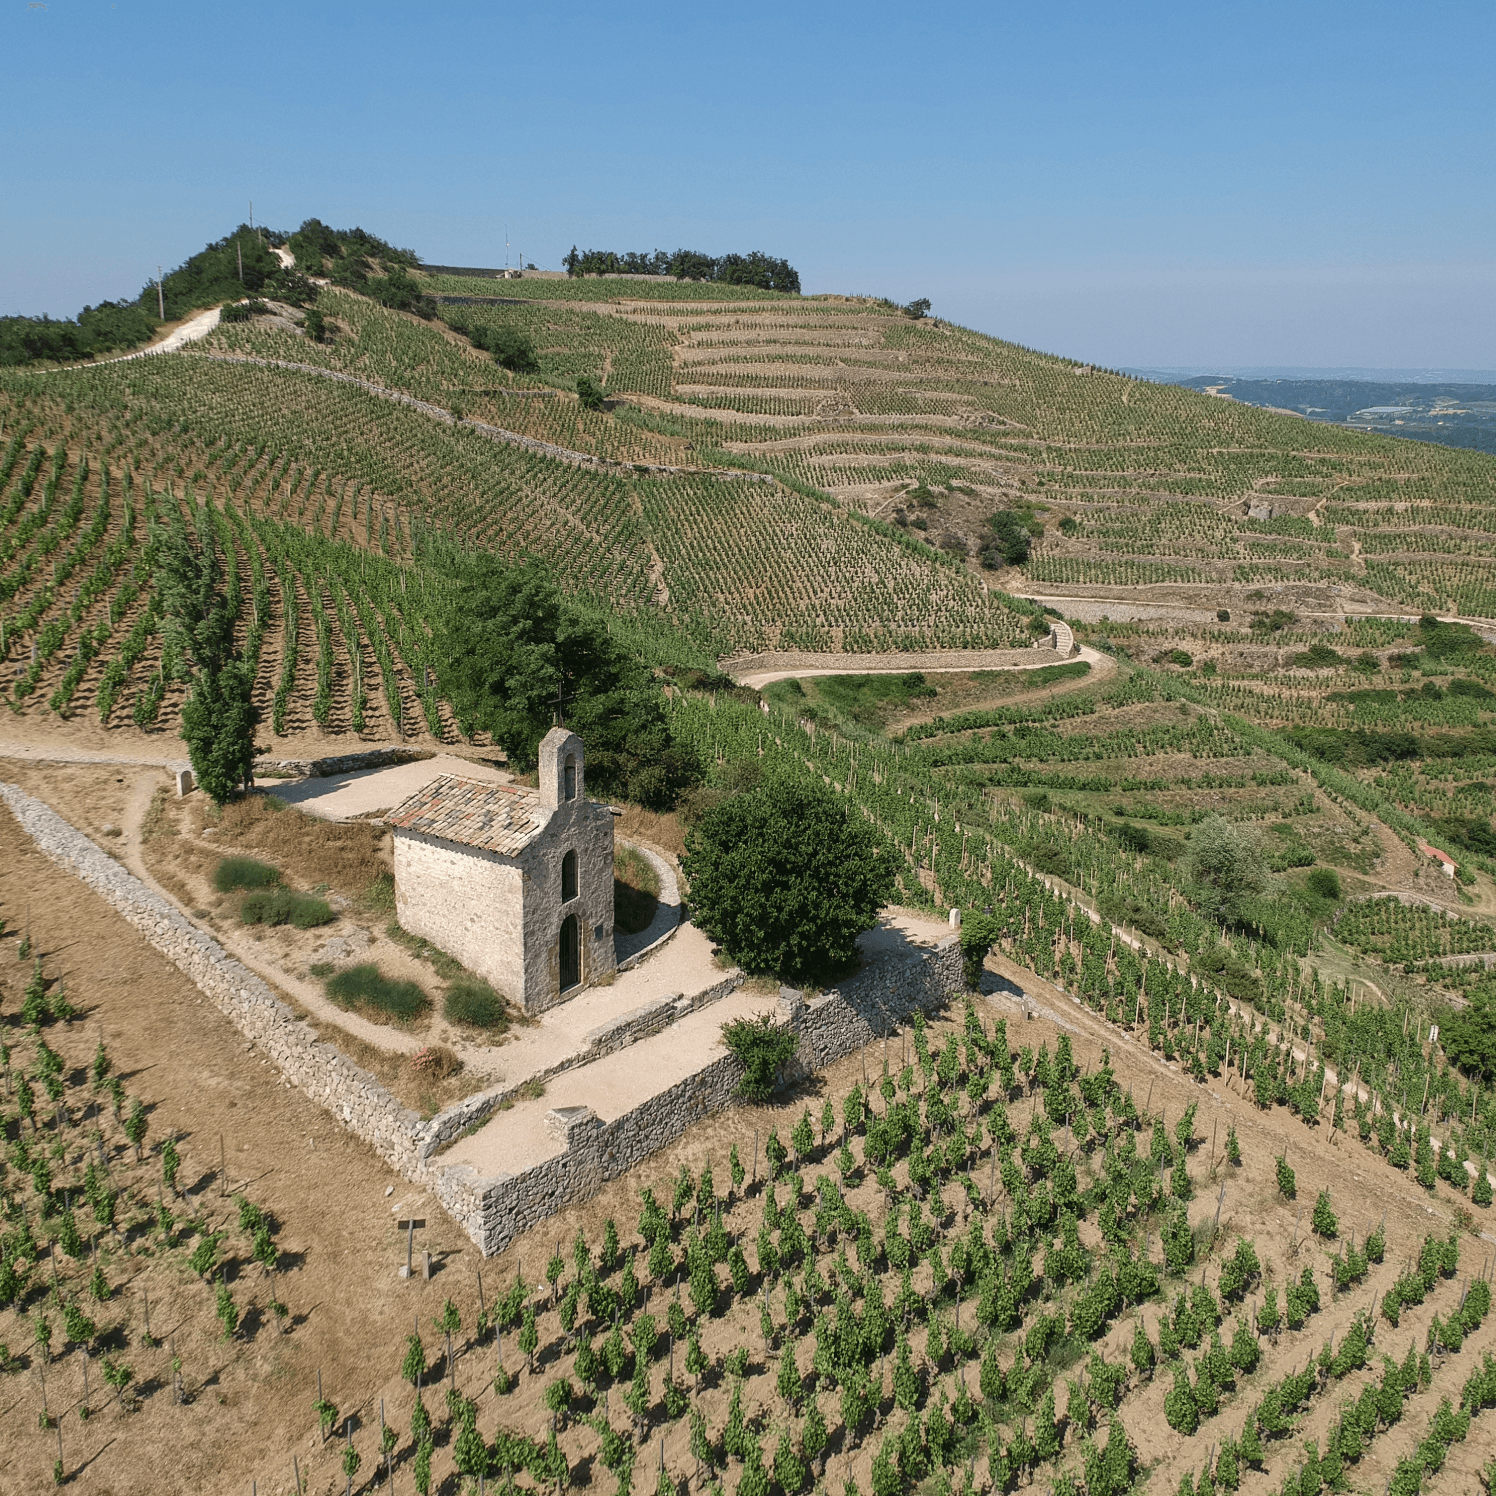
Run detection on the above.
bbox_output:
[398,1217,428,1279]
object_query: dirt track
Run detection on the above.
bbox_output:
[728,645,1112,690]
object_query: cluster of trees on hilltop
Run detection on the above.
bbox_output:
[1,224,315,366]
[283,218,434,316]
[152,228,296,318]
[561,245,800,292]
[286,218,420,281]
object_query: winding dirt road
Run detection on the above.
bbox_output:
[729,642,1114,689]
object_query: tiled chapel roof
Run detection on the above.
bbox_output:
[385,774,547,855]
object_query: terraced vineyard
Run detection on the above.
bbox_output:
[7,246,1496,1496]
[0,340,1032,742]
[395,275,1496,627]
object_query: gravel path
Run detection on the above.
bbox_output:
[729,643,1113,689]
[614,843,682,966]
[0,738,189,769]
[46,305,224,371]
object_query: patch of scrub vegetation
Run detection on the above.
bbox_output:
[212,856,280,892]
[238,888,335,929]
[326,962,428,1021]
[764,671,939,731]
[442,974,510,1033]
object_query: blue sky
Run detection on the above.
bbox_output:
[4,0,1492,369]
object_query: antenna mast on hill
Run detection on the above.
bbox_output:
[156,266,164,320]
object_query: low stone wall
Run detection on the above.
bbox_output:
[720,648,1060,678]
[441,936,965,1255]
[582,974,743,1060]
[442,1054,750,1253]
[793,937,964,1072]
[2,780,966,1258]
[256,747,435,779]
[415,971,744,1162]
[0,784,429,1175]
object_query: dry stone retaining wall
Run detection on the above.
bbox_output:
[256,747,434,779]
[413,971,745,1163]
[720,648,1060,677]
[2,781,966,1256]
[446,936,965,1256]
[0,783,428,1174]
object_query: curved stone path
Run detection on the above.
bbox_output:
[614,842,682,967]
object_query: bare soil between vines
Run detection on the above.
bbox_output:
[1,777,1491,1496]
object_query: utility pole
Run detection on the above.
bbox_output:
[156,265,164,320]
[237,240,243,283]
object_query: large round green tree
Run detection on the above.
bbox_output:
[684,779,893,984]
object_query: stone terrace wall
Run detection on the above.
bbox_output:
[439,935,965,1256]
[793,936,964,1072]
[437,1053,748,1254]
[2,780,967,1257]
[0,784,429,1174]
[412,972,745,1162]
[256,747,435,779]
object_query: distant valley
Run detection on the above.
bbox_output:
[1157,374,1496,455]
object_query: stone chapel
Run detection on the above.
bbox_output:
[385,728,617,1014]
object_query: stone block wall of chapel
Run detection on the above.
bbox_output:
[517,797,616,1013]
[392,830,527,1002]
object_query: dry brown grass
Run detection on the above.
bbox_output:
[318,1021,481,1114]
[614,802,686,857]
[208,793,389,895]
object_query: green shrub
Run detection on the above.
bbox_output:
[326,964,428,1020]
[220,300,268,323]
[1419,616,1483,659]
[213,857,280,892]
[1305,867,1342,901]
[722,1013,800,1102]
[1295,644,1342,669]
[443,976,508,1031]
[239,889,335,929]
[684,778,893,984]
